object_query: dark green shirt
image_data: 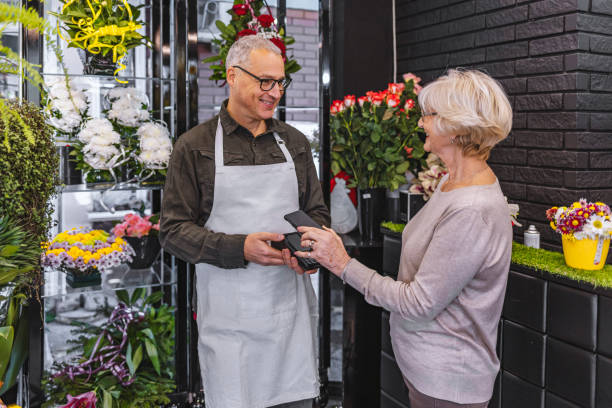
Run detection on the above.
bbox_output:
[159,101,330,268]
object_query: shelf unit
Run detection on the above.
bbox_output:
[17,1,199,407]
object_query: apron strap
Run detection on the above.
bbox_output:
[273,133,295,166]
[216,118,295,168]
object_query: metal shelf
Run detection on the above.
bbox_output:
[42,261,175,299]
[42,72,176,82]
[59,182,164,193]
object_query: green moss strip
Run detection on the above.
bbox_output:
[511,242,612,289]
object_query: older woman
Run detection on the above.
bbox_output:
[283,69,513,407]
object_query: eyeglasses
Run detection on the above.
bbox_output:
[422,112,438,117]
[233,65,292,92]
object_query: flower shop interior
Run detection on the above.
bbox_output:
[1,0,612,407]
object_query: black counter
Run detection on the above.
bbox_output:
[380,232,612,408]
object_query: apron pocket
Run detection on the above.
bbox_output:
[239,265,297,321]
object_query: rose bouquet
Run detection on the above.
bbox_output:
[111,213,159,238]
[111,213,161,269]
[41,227,134,275]
[203,0,301,82]
[546,199,612,270]
[409,153,448,200]
[330,74,426,191]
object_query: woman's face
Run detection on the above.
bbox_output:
[418,113,453,154]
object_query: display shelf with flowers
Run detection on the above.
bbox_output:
[203,0,301,82]
[546,199,612,270]
[51,0,151,82]
[41,227,135,288]
[112,213,161,269]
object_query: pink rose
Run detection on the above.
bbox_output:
[403,73,422,84]
[404,99,415,110]
[357,96,368,107]
[388,82,405,94]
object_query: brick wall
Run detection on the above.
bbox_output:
[198,7,319,124]
[396,0,612,257]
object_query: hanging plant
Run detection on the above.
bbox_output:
[51,0,151,83]
[203,0,301,83]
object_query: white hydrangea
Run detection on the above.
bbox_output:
[77,118,116,143]
[136,122,172,168]
[45,78,89,134]
[106,87,150,127]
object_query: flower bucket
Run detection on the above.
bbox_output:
[124,235,161,269]
[562,235,610,270]
[83,52,117,76]
[65,269,102,288]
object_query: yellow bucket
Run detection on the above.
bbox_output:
[562,235,610,270]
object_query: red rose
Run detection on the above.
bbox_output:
[257,14,275,28]
[237,29,257,39]
[232,4,248,16]
[269,37,286,55]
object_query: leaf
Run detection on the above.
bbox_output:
[130,287,146,304]
[144,339,160,375]
[116,289,130,305]
[0,245,18,257]
[215,20,235,37]
[0,310,27,395]
[370,131,381,143]
[133,344,143,372]
[367,162,376,171]
[331,161,340,175]
[144,291,163,306]
[382,109,394,121]
[202,55,222,63]
[0,326,14,380]
[396,161,410,174]
[140,328,155,342]
[126,342,135,376]
[103,389,113,408]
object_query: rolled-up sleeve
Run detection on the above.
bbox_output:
[159,138,247,268]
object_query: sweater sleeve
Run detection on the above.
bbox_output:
[342,208,492,323]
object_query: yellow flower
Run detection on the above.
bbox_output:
[550,221,557,230]
[572,202,582,208]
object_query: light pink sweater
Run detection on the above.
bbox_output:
[342,176,512,404]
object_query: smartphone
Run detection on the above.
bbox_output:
[284,210,323,230]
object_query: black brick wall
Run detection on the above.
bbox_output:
[396,0,612,260]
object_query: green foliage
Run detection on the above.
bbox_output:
[0,217,42,292]
[50,0,150,58]
[330,79,426,191]
[0,101,60,244]
[511,242,612,288]
[380,221,406,233]
[204,0,301,82]
[43,289,176,408]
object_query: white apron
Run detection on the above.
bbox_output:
[195,119,319,408]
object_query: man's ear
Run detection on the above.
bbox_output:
[227,66,236,86]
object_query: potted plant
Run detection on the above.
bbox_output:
[41,227,135,287]
[51,0,151,82]
[330,74,425,242]
[546,200,612,270]
[43,289,176,408]
[111,213,161,269]
[203,0,301,82]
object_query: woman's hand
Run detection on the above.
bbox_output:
[294,226,352,278]
[281,248,317,275]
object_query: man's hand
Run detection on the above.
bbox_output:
[244,232,285,266]
[281,248,318,275]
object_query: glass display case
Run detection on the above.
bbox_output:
[17,1,199,406]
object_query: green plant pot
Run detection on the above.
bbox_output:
[65,269,101,288]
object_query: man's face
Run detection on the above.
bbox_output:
[227,48,285,122]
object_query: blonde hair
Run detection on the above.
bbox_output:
[418,69,513,160]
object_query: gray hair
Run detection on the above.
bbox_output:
[226,34,282,69]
